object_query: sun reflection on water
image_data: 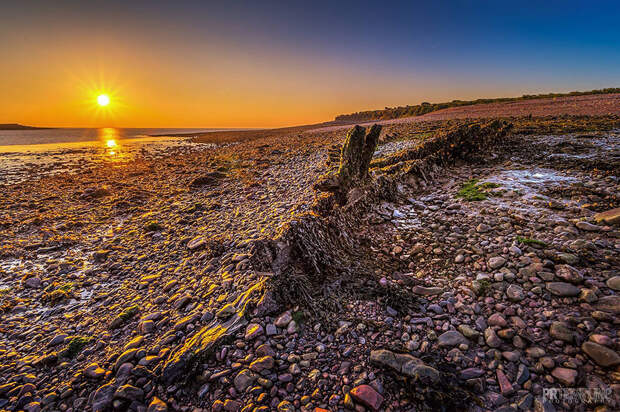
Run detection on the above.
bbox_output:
[97,128,126,161]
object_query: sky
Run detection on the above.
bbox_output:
[1,0,619,128]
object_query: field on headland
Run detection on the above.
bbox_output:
[191,92,620,144]
[0,94,619,412]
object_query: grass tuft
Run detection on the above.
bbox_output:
[516,236,547,247]
[456,180,488,201]
[62,336,93,358]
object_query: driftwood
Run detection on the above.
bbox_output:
[314,124,382,202]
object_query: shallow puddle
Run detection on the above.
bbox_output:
[482,168,576,200]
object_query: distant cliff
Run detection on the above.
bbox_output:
[0,123,52,130]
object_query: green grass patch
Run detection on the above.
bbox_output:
[110,304,140,328]
[292,310,305,324]
[475,279,492,296]
[478,182,501,189]
[118,305,140,322]
[456,179,487,201]
[516,236,547,247]
[61,336,93,358]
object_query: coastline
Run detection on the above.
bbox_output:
[0,105,618,411]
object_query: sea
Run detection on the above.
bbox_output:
[0,127,233,185]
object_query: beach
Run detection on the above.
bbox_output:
[0,100,619,411]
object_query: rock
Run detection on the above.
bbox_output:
[506,284,524,301]
[274,311,292,328]
[277,400,295,412]
[114,348,137,371]
[216,304,236,319]
[594,207,620,225]
[224,399,242,411]
[551,367,577,386]
[526,347,546,358]
[595,295,620,314]
[370,349,439,383]
[92,382,116,412]
[589,334,613,346]
[114,384,144,402]
[549,322,575,343]
[460,368,485,379]
[244,323,263,340]
[488,313,507,327]
[557,252,578,265]
[516,364,530,385]
[265,324,277,336]
[47,334,68,347]
[249,356,275,373]
[187,237,206,250]
[606,276,620,291]
[555,265,583,284]
[286,320,299,334]
[412,286,443,296]
[84,363,106,379]
[576,221,601,231]
[438,330,468,347]
[350,385,384,411]
[546,282,580,297]
[233,369,256,392]
[256,344,276,357]
[24,277,42,288]
[485,328,501,348]
[140,320,155,333]
[488,256,506,269]
[476,223,491,233]
[458,324,479,339]
[496,369,514,395]
[579,288,598,303]
[147,397,168,412]
[581,342,620,367]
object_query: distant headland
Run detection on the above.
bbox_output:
[0,123,53,130]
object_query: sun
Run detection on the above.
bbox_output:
[97,94,110,106]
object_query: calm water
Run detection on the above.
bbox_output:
[0,127,233,184]
[0,127,228,148]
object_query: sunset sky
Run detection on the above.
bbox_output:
[2,0,619,128]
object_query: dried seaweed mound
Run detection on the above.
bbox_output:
[252,120,513,316]
[372,119,513,174]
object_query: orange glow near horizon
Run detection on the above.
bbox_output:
[0,36,492,129]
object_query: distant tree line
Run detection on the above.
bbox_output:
[334,88,620,122]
